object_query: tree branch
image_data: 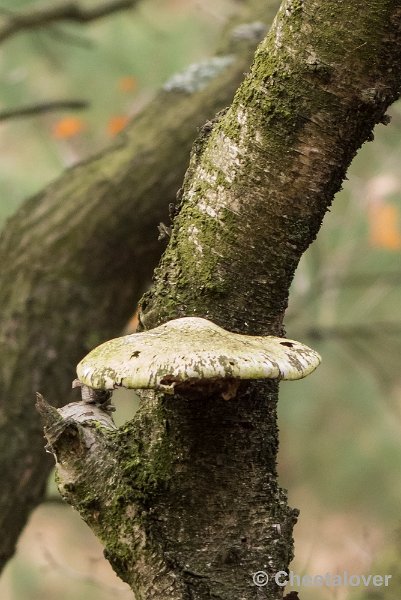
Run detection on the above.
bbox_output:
[0,0,278,572]
[0,0,139,44]
[304,322,401,342]
[0,100,88,121]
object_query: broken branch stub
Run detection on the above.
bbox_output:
[76,317,321,398]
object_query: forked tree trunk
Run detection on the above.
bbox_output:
[37,1,401,599]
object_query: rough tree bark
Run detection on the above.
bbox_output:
[37,1,401,599]
[0,0,279,571]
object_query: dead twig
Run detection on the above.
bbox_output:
[0,0,139,44]
[0,99,88,122]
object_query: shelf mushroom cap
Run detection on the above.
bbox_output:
[76,317,321,395]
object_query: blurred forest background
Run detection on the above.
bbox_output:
[1,1,401,599]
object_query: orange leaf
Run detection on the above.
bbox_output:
[107,115,128,136]
[52,116,86,139]
[118,76,137,92]
[369,202,401,250]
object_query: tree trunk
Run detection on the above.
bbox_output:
[0,1,279,571]
[39,1,401,599]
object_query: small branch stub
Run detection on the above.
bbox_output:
[76,317,321,398]
[36,392,116,441]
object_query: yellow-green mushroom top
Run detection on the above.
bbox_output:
[76,317,321,395]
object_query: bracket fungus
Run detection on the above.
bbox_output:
[76,317,321,401]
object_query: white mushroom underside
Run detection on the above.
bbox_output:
[76,317,321,392]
